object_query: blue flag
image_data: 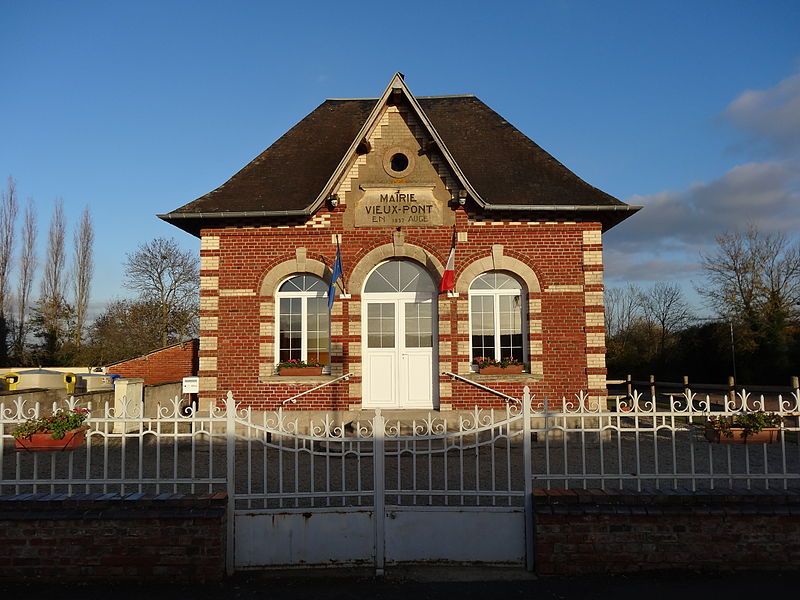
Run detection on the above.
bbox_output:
[328,243,342,310]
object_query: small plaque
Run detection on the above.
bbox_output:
[355,185,442,228]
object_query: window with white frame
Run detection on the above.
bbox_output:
[469,271,526,366]
[276,274,330,366]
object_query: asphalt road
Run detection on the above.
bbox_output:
[1,568,795,600]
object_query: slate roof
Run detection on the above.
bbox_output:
[160,89,639,235]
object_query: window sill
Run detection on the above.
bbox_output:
[260,375,334,384]
[458,373,542,383]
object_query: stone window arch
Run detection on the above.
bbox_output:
[348,243,443,294]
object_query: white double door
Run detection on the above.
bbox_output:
[363,293,438,409]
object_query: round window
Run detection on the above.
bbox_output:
[383,146,415,178]
[390,153,409,172]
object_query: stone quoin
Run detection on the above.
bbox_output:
[158,73,640,411]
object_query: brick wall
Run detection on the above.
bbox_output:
[108,339,199,385]
[0,492,226,582]
[533,489,800,575]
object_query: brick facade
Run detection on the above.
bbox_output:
[107,339,199,385]
[198,218,605,410]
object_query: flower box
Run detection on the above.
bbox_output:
[279,366,324,376]
[704,426,780,444]
[478,365,524,375]
[15,426,90,452]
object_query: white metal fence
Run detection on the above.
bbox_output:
[533,389,800,491]
[0,395,228,496]
[2,388,799,497]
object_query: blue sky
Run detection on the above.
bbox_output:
[1,0,799,315]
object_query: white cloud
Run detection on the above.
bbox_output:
[603,71,800,310]
[604,160,800,290]
[609,160,800,250]
[604,250,700,284]
[724,72,800,156]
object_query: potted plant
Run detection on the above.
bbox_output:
[704,411,783,444]
[276,359,324,376]
[13,407,91,452]
[473,356,525,375]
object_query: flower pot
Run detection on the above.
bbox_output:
[15,426,90,452]
[279,366,323,376]
[478,365,524,375]
[704,426,780,444]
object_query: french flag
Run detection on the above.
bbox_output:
[439,230,456,293]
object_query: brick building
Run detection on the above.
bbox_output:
[159,74,639,411]
[106,339,199,386]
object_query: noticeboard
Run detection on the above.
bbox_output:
[182,376,200,394]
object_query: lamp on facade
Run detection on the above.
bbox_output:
[328,194,339,209]
[458,190,467,206]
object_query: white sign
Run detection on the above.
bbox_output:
[182,376,200,394]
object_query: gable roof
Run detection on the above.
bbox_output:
[160,74,640,234]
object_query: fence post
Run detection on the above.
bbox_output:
[791,376,798,395]
[649,375,655,401]
[225,391,235,577]
[626,374,632,398]
[683,376,689,399]
[113,378,143,434]
[373,409,385,576]
[523,386,534,572]
[728,376,736,407]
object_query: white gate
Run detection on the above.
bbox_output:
[230,394,533,573]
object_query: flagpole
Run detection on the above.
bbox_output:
[440,226,457,295]
[336,237,347,296]
[328,237,343,311]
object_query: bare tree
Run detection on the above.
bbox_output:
[604,284,642,338]
[0,176,19,364]
[72,206,94,347]
[37,198,69,360]
[123,237,199,347]
[13,198,37,361]
[699,225,800,378]
[638,282,692,360]
[700,225,800,324]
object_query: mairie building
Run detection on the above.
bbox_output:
[159,74,639,411]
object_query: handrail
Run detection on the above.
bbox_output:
[282,372,353,405]
[443,372,519,403]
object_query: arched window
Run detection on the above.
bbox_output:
[469,271,526,365]
[276,274,330,365]
[363,260,435,294]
